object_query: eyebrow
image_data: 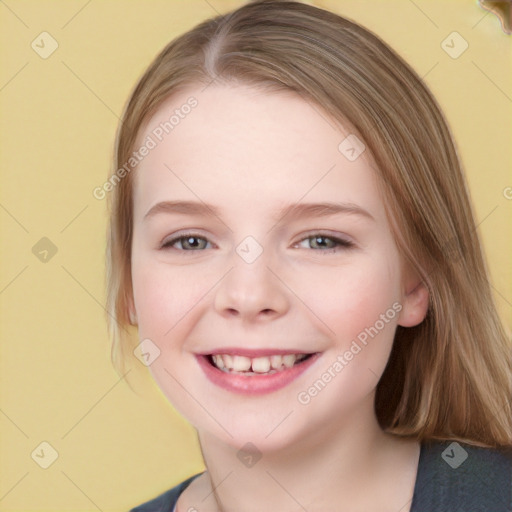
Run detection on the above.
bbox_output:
[143,200,375,223]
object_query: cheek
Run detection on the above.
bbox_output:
[131,258,213,423]
[291,262,401,415]
[299,257,400,356]
[131,258,212,340]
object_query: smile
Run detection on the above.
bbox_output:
[196,351,321,395]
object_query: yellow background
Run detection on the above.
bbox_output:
[0,0,510,510]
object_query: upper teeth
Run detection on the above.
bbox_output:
[212,354,308,373]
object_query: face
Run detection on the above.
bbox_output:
[129,83,427,452]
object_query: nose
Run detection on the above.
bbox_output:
[213,245,290,322]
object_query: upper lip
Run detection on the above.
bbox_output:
[197,348,317,357]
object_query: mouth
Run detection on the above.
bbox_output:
[207,352,316,375]
[195,350,321,395]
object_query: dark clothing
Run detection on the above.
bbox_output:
[130,440,512,511]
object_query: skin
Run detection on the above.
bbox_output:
[128,82,429,512]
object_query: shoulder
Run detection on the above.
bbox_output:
[412,440,512,512]
[130,472,204,512]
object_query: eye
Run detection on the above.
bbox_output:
[161,233,212,251]
[295,233,354,253]
[160,232,354,253]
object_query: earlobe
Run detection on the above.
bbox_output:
[398,280,429,328]
[127,296,138,325]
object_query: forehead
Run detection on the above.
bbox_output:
[132,83,383,219]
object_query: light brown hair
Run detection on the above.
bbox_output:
[105,0,512,447]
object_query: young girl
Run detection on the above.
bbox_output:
[105,1,512,510]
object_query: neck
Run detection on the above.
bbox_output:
[194,396,420,512]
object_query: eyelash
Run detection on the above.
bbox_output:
[160,232,355,254]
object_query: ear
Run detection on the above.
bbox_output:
[397,278,429,328]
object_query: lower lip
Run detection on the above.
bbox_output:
[195,353,321,395]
